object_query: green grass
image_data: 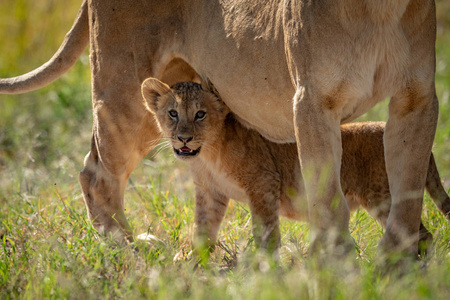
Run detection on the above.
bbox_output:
[1,0,450,299]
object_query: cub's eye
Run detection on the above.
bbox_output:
[195,111,206,120]
[168,110,178,119]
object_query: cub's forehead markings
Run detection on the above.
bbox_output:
[170,83,216,112]
[175,95,182,106]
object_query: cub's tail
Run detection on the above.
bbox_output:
[0,0,88,94]
[426,154,450,220]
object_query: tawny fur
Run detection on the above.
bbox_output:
[0,1,439,256]
[142,79,449,255]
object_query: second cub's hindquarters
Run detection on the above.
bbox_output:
[141,78,450,256]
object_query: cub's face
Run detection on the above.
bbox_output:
[142,78,229,160]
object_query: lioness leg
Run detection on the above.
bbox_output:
[77,2,171,241]
[79,78,161,242]
[379,88,439,257]
[293,88,352,256]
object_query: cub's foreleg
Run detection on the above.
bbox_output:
[192,178,230,258]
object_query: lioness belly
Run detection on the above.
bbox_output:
[183,0,412,141]
[184,0,296,143]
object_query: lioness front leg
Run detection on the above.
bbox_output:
[380,87,439,257]
[294,87,352,257]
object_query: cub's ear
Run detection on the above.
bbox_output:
[141,78,171,113]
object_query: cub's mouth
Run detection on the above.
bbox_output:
[174,146,201,157]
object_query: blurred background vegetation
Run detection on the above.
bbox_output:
[0,0,92,195]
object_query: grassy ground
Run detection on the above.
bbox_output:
[1,0,449,299]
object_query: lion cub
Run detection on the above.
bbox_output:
[142,78,450,254]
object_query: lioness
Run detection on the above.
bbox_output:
[1,1,440,257]
[142,78,449,255]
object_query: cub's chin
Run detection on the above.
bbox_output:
[173,146,201,159]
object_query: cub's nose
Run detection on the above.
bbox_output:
[177,136,193,144]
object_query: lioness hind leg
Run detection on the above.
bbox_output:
[380,89,439,257]
[79,144,133,241]
[79,80,161,242]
